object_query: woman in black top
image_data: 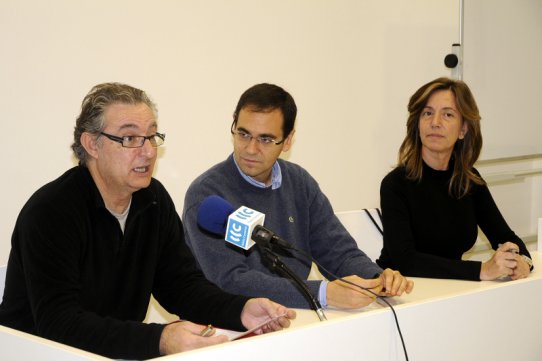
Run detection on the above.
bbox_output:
[376,77,532,281]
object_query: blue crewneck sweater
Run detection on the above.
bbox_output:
[182,154,382,308]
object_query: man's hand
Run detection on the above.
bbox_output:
[326,275,382,309]
[240,298,296,335]
[378,268,414,296]
[159,321,228,355]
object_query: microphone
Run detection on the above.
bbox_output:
[196,195,327,321]
[252,224,293,250]
[225,206,265,250]
[197,195,265,250]
[197,195,234,235]
[197,195,292,250]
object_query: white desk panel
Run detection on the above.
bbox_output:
[157,252,542,361]
[0,325,109,361]
[1,253,541,360]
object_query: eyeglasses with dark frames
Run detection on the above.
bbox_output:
[99,132,166,148]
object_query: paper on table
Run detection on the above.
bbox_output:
[215,313,288,341]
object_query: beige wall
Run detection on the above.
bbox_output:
[1,0,540,264]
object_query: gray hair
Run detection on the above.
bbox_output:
[71,82,157,165]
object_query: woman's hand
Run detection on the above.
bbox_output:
[480,242,519,280]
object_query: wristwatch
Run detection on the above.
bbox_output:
[521,254,533,270]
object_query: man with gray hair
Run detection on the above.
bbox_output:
[0,82,294,359]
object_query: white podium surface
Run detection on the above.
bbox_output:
[1,253,542,361]
[159,252,542,361]
[0,325,110,361]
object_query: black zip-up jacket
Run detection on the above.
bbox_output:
[0,166,248,359]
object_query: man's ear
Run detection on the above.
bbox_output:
[80,132,100,160]
[281,129,295,152]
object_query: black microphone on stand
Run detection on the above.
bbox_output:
[252,224,294,250]
[197,195,327,321]
[254,244,327,321]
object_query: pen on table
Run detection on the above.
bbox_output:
[200,324,214,337]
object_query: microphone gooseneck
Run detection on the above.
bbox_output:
[257,244,327,321]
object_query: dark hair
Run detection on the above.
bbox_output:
[231,83,297,138]
[398,77,484,198]
[71,82,157,165]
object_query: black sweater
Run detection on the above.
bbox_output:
[376,162,530,280]
[0,166,248,359]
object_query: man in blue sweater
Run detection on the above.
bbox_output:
[183,83,413,309]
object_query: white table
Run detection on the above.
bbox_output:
[159,252,542,361]
[2,253,541,360]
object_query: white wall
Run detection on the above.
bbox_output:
[0,0,540,265]
[464,0,542,241]
[464,0,542,160]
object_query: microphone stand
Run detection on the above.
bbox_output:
[259,245,327,321]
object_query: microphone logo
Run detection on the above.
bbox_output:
[225,206,265,250]
[235,207,254,220]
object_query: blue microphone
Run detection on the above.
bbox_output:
[197,195,265,250]
[224,206,265,250]
[197,195,235,235]
[197,196,292,250]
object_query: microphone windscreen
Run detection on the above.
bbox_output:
[197,195,234,235]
